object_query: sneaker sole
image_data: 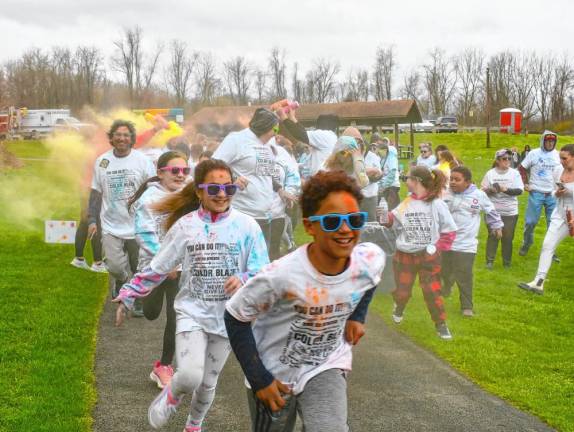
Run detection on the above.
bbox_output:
[517,283,544,295]
[71,262,91,271]
[437,333,453,340]
[391,315,403,324]
[148,387,172,429]
[150,371,165,389]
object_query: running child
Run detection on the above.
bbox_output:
[127,151,190,389]
[114,159,269,431]
[386,166,457,339]
[224,170,385,432]
[442,166,503,317]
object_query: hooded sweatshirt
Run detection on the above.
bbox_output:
[520,130,561,193]
[443,184,504,253]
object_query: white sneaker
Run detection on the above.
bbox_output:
[70,257,90,271]
[391,303,404,324]
[148,385,180,429]
[518,278,544,295]
[90,262,108,273]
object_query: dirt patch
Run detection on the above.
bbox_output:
[0,142,24,170]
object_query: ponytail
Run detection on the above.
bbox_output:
[151,181,201,231]
[409,166,446,202]
[128,176,160,211]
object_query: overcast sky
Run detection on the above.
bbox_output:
[2,0,573,80]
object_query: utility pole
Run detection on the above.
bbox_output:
[486,66,491,148]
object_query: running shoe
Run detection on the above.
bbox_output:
[183,425,202,432]
[462,309,474,318]
[90,262,108,273]
[436,323,453,340]
[518,279,544,295]
[150,361,174,389]
[518,245,529,256]
[148,384,180,429]
[486,261,493,270]
[70,257,91,271]
[391,304,404,324]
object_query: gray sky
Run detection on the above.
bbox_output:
[2,0,573,81]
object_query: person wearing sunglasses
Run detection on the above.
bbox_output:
[87,120,157,302]
[120,151,191,391]
[386,166,457,340]
[416,143,437,168]
[481,149,524,269]
[113,159,269,431]
[213,108,279,250]
[442,166,503,318]
[518,131,562,258]
[224,170,384,432]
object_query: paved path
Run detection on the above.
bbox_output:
[93,295,554,431]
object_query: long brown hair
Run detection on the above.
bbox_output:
[409,165,446,202]
[152,159,234,230]
[127,151,188,210]
[439,150,459,169]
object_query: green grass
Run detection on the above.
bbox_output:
[0,140,107,432]
[299,131,574,431]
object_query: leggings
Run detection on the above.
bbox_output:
[171,330,231,427]
[74,196,103,261]
[143,277,179,365]
[269,217,286,261]
[535,216,571,280]
[486,214,518,265]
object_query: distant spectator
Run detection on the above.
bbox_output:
[417,143,436,168]
[519,144,531,163]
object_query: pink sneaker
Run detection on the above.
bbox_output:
[149,361,174,389]
[183,426,201,432]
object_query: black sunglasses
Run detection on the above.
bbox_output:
[197,183,239,196]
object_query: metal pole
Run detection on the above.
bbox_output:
[486,66,491,148]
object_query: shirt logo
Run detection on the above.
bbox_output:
[99,159,110,168]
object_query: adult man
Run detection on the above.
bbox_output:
[277,108,338,176]
[88,120,156,300]
[518,131,562,258]
[377,137,401,211]
[213,108,278,248]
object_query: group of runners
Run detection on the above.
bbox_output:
[71,103,573,431]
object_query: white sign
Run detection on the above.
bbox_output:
[45,220,77,244]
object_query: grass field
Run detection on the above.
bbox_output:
[1,134,573,431]
[338,132,573,431]
[0,140,107,432]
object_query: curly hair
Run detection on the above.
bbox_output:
[107,119,136,146]
[300,170,363,218]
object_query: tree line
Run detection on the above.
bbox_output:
[1,26,573,129]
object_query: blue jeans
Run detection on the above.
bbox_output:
[522,191,556,249]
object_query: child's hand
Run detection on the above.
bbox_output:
[255,380,292,413]
[345,320,365,345]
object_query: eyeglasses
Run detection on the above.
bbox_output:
[159,166,191,176]
[197,183,239,196]
[307,212,367,232]
[498,157,511,161]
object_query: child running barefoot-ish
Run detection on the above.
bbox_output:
[114,159,269,432]
[442,166,503,317]
[386,166,457,340]
[225,170,385,431]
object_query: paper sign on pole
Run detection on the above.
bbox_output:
[45,220,76,244]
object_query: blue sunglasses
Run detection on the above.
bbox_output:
[307,212,368,232]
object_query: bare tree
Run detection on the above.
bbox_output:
[74,46,104,107]
[423,48,457,116]
[307,58,340,103]
[253,68,267,104]
[291,62,304,103]
[488,52,513,113]
[533,54,556,129]
[112,26,163,107]
[195,52,220,105]
[507,52,537,122]
[372,45,395,100]
[268,47,287,100]
[340,69,369,101]
[550,55,573,122]
[223,56,251,105]
[453,48,484,125]
[165,40,197,106]
[400,69,427,113]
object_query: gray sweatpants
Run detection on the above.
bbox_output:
[101,232,139,284]
[247,368,350,432]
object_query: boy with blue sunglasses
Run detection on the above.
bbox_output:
[225,170,385,432]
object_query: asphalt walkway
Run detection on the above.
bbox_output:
[93,295,554,432]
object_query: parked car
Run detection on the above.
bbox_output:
[435,116,458,133]
[414,120,435,133]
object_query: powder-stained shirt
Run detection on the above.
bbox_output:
[118,207,269,337]
[480,168,524,216]
[521,148,561,193]
[91,149,156,239]
[226,242,385,395]
[391,197,457,253]
[443,185,504,253]
[270,144,301,220]
[213,128,276,220]
[307,129,337,175]
[363,151,382,198]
